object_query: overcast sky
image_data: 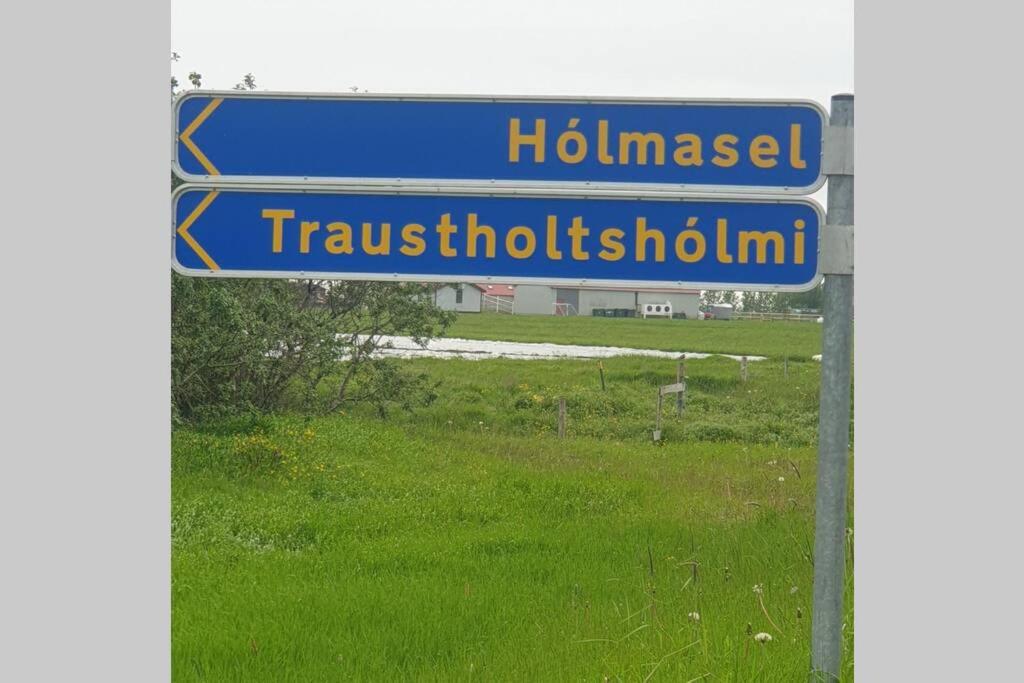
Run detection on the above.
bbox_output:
[172,0,852,101]
[172,0,852,208]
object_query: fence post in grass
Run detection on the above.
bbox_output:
[598,360,606,391]
[655,387,663,440]
[741,356,749,382]
[676,356,685,416]
[558,397,567,439]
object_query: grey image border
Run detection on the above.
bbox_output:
[852,1,1024,679]
[171,182,825,293]
[171,90,829,196]
[2,0,171,679]
[23,0,1024,680]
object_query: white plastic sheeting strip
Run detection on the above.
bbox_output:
[341,335,767,362]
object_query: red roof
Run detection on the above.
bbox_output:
[474,283,516,297]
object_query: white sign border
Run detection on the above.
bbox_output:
[172,90,829,196]
[171,182,826,293]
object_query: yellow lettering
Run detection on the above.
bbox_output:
[672,134,704,166]
[597,120,614,165]
[400,223,426,256]
[712,134,739,167]
[789,124,807,169]
[556,118,588,164]
[299,221,319,254]
[567,216,590,260]
[716,218,733,263]
[750,135,780,169]
[508,118,546,163]
[598,228,626,261]
[618,131,665,165]
[635,217,665,262]
[466,213,496,258]
[674,218,705,262]
[437,213,458,257]
[262,208,295,253]
[739,230,785,264]
[506,226,536,259]
[362,222,391,256]
[793,219,806,264]
[545,216,563,260]
[324,222,353,255]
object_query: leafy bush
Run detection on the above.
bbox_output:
[171,273,454,422]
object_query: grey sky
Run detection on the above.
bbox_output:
[172,0,852,101]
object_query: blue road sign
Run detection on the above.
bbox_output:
[173,185,823,291]
[174,92,826,194]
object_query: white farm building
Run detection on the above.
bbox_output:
[430,283,700,318]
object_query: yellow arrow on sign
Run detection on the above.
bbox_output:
[178,98,223,176]
[176,190,220,270]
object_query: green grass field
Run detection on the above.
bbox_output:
[172,322,852,681]
[446,314,824,360]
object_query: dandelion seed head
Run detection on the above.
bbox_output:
[754,632,773,643]
[688,611,700,621]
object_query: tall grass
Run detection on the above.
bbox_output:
[172,337,852,680]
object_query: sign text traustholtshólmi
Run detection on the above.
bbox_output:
[173,186,823,291]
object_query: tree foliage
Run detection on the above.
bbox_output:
[171,276,454,422]
[700,290,740,310]
[233,73,257,91]
[702,284,824,313]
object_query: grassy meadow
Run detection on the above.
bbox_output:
[446,314,824,360]
[172,318,852,681]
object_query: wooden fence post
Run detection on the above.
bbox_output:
[558,398,567,439]
[653,390,663,442]
[676,356,685,416]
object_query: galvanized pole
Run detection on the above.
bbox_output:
[810,94,854,681]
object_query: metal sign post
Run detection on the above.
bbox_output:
[810,94,854,681]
